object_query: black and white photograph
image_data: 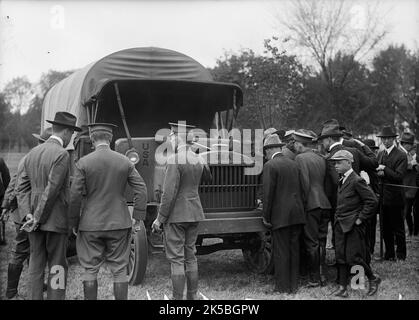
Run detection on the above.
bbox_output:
[0,0,418,305]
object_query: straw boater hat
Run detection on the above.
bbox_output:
[46,111,82,131]
[330,149,354,163]
[263,133,285,151]
[376,125,398,138]
[317,119,344,140]
[32,127,53,142]
[400,132,415,145]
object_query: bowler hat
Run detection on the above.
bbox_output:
[263,133,285,150]
[400,132,415,145]
[32,127,52,142]
[376,126,397,138]
[88,122,118,134]
[317,119,344,140]
[46,111,82,131]
[330,149,354,162]
[363,139,379,150]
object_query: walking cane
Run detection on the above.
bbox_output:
[378,181,384,259]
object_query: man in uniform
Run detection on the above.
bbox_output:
[17,111,81,300]
[329,150,380,297]
[262,133,306,294]
[0,152,11,245]
[152,122,211,300]
[293,129,331,287]
[69,123,148,300]
[376,126,408,260]
[1,128,51,299]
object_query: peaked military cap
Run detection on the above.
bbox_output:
[87,122,118,134]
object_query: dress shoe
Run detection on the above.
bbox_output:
[367,276,381,296]
[320,274,327,287]
[333,287,349,298]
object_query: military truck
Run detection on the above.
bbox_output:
[41,47,271,285]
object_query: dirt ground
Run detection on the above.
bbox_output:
[1,152,418,300]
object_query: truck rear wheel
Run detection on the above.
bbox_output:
[128,221,148,285]
[242,231,274,274]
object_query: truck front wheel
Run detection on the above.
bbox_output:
[128,220,148,285]
[242,231,274,274]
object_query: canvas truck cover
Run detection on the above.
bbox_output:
[41,47,243,134]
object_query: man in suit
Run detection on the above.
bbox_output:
[293,129,331,287]
[0,154,11,244]
[330,150,380,297]
[399,132,418,238]
[1,128,52,299]
[262,133,306,294]
[69,123,148,300]
[152,122,211,300]
[376,126,408,260]
[16,111,81,300]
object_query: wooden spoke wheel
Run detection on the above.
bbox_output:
[242,231,274,274]
[127,220,148,285]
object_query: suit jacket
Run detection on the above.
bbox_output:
[1,156,26,224]
[262,153,306,230]
[336,171,378,233]
[295,150,331,212]
[343,139,378,171]
[282,147,296,160]
[157,147,206,224]
[377,147,408,206]
[69,144,148,231]
[0,157,11,203]
[17,138,74,233]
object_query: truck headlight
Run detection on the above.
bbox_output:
[126,148,140,165]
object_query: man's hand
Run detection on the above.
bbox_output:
[21,214,38,232]
[355,218,362,226]
[151,219,162,234]
[262,217,272,229]
[133,219,143,232]
[376,165,386,171]
[377,171,385,177]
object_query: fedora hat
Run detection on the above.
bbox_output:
[400,132,415,145]
[263,127,278,140]
[376,125,397,138]
[263,133,285,150]
[363,139,379,150]
[46,111,82,131]
[317,119,344,140]
[32,127,53,142]
[293,129,317,143]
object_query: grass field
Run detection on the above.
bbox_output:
[1,152,418,300]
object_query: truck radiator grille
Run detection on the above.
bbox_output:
[199,166,261,212]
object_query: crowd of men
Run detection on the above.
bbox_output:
[260,119,417,297]
[0,112,418,300]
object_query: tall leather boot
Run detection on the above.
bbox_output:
[185,271,198,300]
[171,274,186,300]
[6,264,24,299]
[113,282,128,300]
[83,280,98,300]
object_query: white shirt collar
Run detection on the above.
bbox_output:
[342,168,354,185]
[329,140,343,152]
[271,151,282,159]
[385,144,395,155]
[50,135,63,147]
[95,143,110,148]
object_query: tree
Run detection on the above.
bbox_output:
[275,0,387,116]
[2,76,35,114]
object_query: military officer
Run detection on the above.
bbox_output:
[152,122,211,300]
[17,111,81,300]
[69,123,148,300]
[1,128,52,299]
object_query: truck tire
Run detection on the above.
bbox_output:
[242,231,274,274]
[128,221,148,285]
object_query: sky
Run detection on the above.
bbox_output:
[0,0,418,89]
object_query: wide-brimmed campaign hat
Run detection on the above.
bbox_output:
[317,119,344,140]
[400,132,415,145]
[376,126,398,138]
[87,122,118,134]
[330,149,354,162]
[263,133,285,150]
[32,127,53,142]
[363,139,379,150]
[46,111,82,131]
